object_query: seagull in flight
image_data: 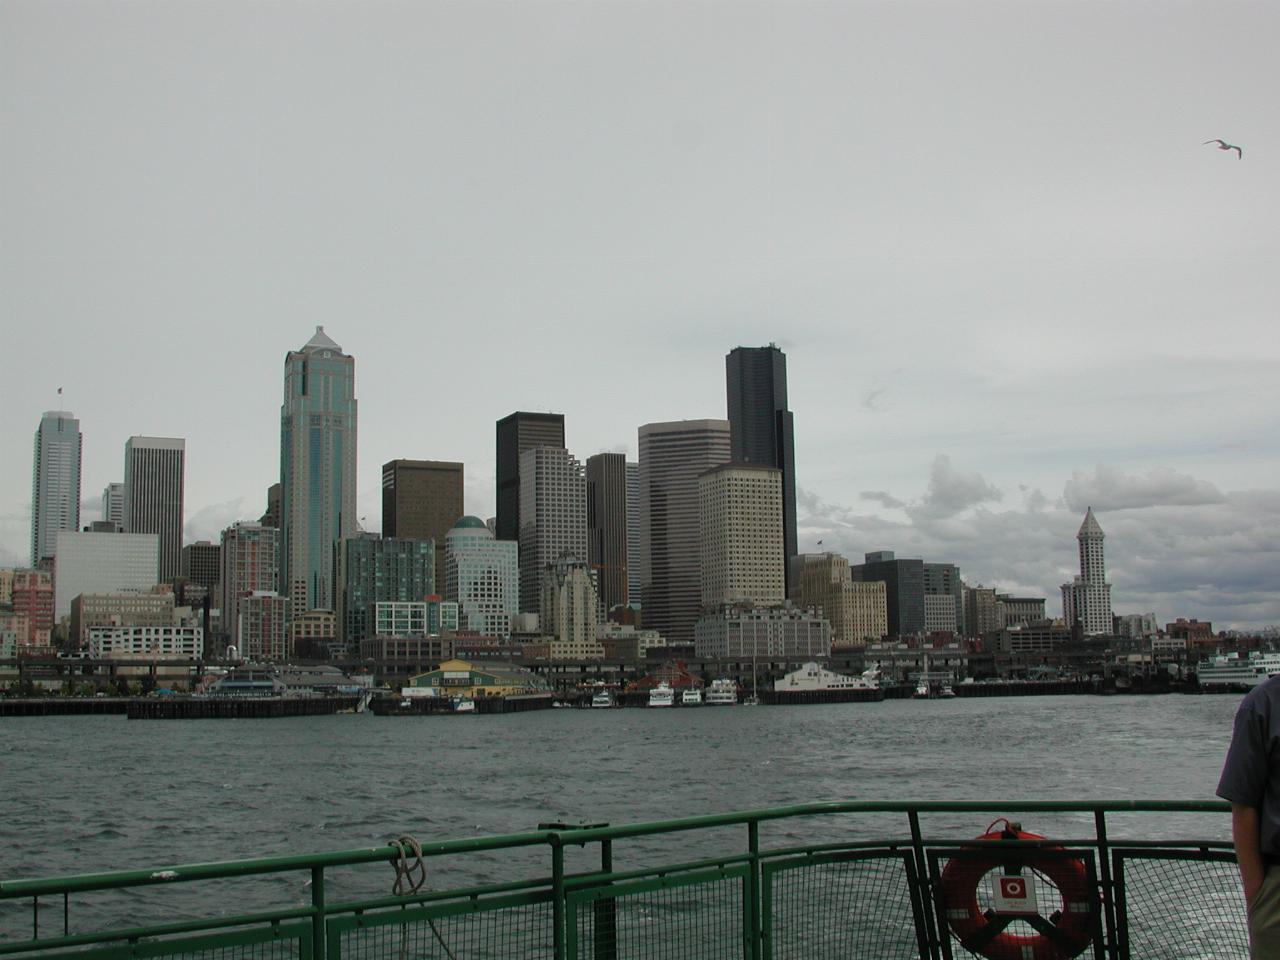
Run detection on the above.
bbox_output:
[1203,139,1243,159]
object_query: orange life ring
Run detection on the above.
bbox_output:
[939,820,1094,960]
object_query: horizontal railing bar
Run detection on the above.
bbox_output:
[0,908,316,956]
[0,800,1230,901]
[548,799,1229,844]
[562,854,755,891]
[0,832,556,899]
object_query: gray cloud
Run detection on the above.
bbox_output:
[862,388,888,412]
[861,490,905,509]
[183,497,252,544]
[1064,465,1226,512]
[911,455,1003,520]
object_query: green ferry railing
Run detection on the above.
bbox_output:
[0,801,1245,960]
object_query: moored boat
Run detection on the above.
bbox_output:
[648,683,674,707]
[705,678,738,705]
[681,687,703,706]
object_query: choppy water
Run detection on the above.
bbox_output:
[0,694,1245,941]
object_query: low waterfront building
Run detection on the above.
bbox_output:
[88,623,203,660]
[694,604,831,660]
[360,635,454,664]
[70,592,176,650]
[406,658,551,698]
[992,619,1073,655]
[596,622,664,660]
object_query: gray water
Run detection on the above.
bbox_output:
[0,694,1245,941]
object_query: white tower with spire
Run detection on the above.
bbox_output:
[1061,507,1113,636]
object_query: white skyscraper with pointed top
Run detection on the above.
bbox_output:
[1061,507,1113,636]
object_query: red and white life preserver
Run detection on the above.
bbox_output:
[939,820,1094,960]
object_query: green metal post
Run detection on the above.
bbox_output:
[310,865,325,960]
[553,841,565,960]
[1094,809,1118,960]
[908,810,940,960]
[594,839,616,960]
[748,819,761,960]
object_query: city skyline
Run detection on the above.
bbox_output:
[2,2,1277,630]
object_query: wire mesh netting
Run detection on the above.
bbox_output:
[1116,853,1247,960]
[335,903,554,960]
[766,855,920,960]
[571,874,744,960]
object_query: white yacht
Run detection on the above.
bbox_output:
[1196,651,1280,689]
[590,687,615,709]
[681,687,703,706]
[648,683,675,707]
[705,678,738,705]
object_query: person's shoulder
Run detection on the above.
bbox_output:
[1241,676,1280,710]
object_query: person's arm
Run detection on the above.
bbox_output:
[1233,802,1266,905]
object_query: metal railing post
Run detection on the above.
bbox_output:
[310,865,325,960]
[1094,809,1118,960]
[552,840,566,960]
[593,839,616,960]
[748,819,761,960]
[908,810,941,960]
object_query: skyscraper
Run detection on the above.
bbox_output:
[851,551,925,638]
[1061,508,1114,636]
[101,482,124,529]
[626,462,641,606]
[518,446,587,620]
[444,516,518,638]
[637,419,731,644]
[698,463,785,608]
[336,537,435,644]
[30,410,82,567]
[220,522,279,654]
[280,327,357,616]
[382,459,464,590]
[123,436,186,582]
[726,345,798,592]
[495,412,565,542]
[586,452,629,615]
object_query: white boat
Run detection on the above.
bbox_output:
[590,688,615,708]
[912,681,931,699]
[1196,651,1280,688]
[452,697,476,713]
[775,662,878,692]
[648,683,674,707]
[938,683,956,698]
[705,678,738,705]
[681,688,703,706]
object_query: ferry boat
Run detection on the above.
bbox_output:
[1195,650,1280,689]
[681,688,703,706]
[647,682,674,707]
[774,662,878,692]
[705,678,738,705]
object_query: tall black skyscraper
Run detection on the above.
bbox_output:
[726,344,797,591]
[495,412,565,542]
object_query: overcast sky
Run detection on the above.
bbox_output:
[3,0,1277,630]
